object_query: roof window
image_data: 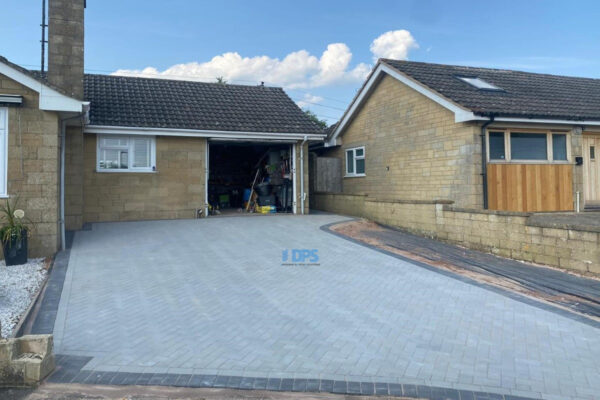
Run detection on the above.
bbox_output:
[458,76,501,90]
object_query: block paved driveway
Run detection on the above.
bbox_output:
[53,214,600,400]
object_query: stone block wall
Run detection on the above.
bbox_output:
[79,134,206,223]
[321,74,483,208]
[1,74,60,257]
[313,193,600,275]
[0,334,55,385]
[47,0,85,99]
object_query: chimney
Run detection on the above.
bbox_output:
[47,0,85,100]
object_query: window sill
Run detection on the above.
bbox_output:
[96,169,158,174]
[344,174,366,178]
[0,194,9,199]
[488,160,572,165]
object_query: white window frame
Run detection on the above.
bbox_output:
[0,108,7,197]
[345,146,366,177]
[486,129,571,164]
[96,135,156,173]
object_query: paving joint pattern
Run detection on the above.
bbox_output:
[320,221,600,329]
[33,216,600,400]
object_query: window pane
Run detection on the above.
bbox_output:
[120,151,128,169]
[355,148,364,157]
[102,137,128,147]
[591,146,596,160]
[488,132,505,160]
[552,134,567,161]
[356,158,365,174]
[346,150,354,173]
[100,149,128,169]
[510,133,547,160]
[133,138,150,168]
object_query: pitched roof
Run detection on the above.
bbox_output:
[0,56,71,97]
[382,59,600,121]
[83,74,324,134]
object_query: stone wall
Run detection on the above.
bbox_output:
[313,193,600,275]
[0,335,54,385]
[78,134,206,223]
[1,73,60,257]
[321,74,483,208]
[47,0,85,99]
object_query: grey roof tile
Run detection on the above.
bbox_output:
[383,59,600,121]
[83,74,324,134]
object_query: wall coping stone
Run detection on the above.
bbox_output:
[527,217,600,233]
[442,205,532,217]
[367,198,454,205]
[313,192,367,197]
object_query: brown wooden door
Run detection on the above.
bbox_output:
[583,135,600,205]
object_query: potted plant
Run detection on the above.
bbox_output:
[0,199,29,266]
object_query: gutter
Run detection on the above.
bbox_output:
[480,115,495,210]
[85,125,326,141]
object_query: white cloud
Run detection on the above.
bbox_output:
[370,30,419,61]
[296,93,324,109]
[112,30,418,89]
[113,45,369,89]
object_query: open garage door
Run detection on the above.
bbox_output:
[206,141,297,216]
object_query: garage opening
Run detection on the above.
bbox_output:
[208,142,294,216]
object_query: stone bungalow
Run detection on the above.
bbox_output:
[0,0,324,257]
[313,59,600,274]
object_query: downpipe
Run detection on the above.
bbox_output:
[300,135,308,215]
[480,115,495,209]
[59,112,85,251]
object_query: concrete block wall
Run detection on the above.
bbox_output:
[79,134,207,223]
[1,74,60,257]
[321,74,483,208]
[313,193,600,275]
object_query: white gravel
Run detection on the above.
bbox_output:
[0,258,47,338]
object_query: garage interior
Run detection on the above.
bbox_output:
[208,142,294,215]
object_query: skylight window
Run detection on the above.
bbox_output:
[458,76,501,90]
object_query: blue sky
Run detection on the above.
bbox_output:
[2,0,600,124]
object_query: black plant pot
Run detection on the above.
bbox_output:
[3,229,28,266]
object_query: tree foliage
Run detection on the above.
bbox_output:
[303,110,328,129]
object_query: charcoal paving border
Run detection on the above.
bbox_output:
[48,354,537,400]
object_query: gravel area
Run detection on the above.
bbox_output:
[0,258,47,338]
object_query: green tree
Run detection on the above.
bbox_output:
[303,110,328,129]
[215,76,228,84]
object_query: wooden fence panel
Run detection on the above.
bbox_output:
[487,164,573,212]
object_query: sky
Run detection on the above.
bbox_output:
[2,0,600,124]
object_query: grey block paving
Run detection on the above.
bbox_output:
[53,215,600,400]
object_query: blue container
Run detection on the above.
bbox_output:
[243,189,252,202]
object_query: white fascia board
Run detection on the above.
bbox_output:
[0,61,84,112]
[327,63,476,146]
[85,125,326,141]
[492,116,600,126]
